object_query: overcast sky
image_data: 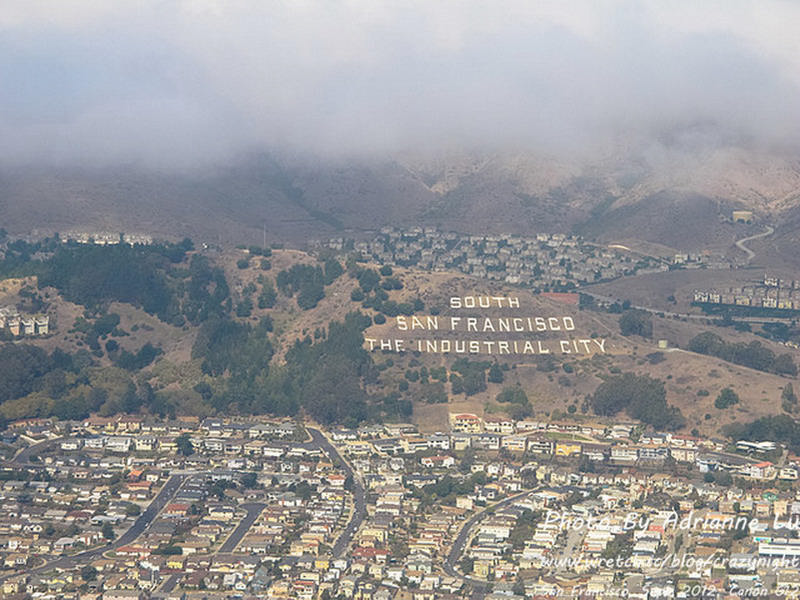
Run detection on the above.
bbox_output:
[1,1,798,169]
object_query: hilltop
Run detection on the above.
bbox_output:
[2,143,800,265]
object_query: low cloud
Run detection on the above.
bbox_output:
[1,1,798,169]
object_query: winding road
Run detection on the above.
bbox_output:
[734,225,774,263]
[443,488,539,594]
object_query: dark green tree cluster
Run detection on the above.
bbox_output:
[276,264,327,309]
[688,331,797,376]
[450,358,490,396]
[0,344,53,403]
[0,235,64,279]
[114,343,162,371]
[488,362,504,383]
[40,244,174,315]
[283,312,373,425]
[714,387,739,409]
[496,385,532,419]
[414,472,487,506]
[71,312,127,356]
[619,309,653,337]
[191,317,289,415]
[373,392,413,417]
[592,372,684,429]
[21,241,230,327]
[509,509,540,550]
[176,432,194,456]
[356,268,381,293]
[782,383,797,414]
[190,311,398,425]
[182,254,230,324]
[350,266,420,317]
[0,343,170,422]
[412,382,448,404]
[257,278,277,309]
[323,258,343,284]
[724,414,800,453]
[247,246,272,257]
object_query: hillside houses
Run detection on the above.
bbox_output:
[61,231,154,246]
[4,408,800,598]
[324,227,667,291]
[693,275,800,311]
[0,305,49,336]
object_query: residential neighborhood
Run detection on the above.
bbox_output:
[694,275,800,311]
[2,410,800,599]
[323,227,725,292]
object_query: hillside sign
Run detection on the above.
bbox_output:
[364,295,607,356]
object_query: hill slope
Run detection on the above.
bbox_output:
[3,143,800,260]
[2,245,796,438]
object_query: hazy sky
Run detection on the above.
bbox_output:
[1,1,798,168]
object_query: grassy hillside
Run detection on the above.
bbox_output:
[0,242,797,439]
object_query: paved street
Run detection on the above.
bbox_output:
[0,473,187,582]
[217,502,267,553]
[307,427,367,558]
[3,426,366,583]
[443,488,538,596]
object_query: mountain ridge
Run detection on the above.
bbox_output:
[2,143,799,259]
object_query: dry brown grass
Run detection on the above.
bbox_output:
[6,248,796,436]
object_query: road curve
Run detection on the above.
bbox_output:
[306,427,367,558]
[10,436,68,464]
[443,488,537,590]
[735,225,773,263]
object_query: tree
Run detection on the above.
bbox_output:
[714,387,739,409]
[235,298,253,317]
[81,565,97,581]
[241,472,258,488]
[460,556,474,574]
[323,258,344,284]
[357,268,380,293]
[488,362,504,384]
[592,372,684,429]
[462,368,486,395]
[276,264,326,309]
[176,433,194,456]
[689,331,795,376]
[782,383,798,413]
[102,521,115,540]
[496,386,528,405]
[619,310,653,338]
[724,414,800,453]
[450,373,464,395]
[258,280,277,309]
[774,354,798,376]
